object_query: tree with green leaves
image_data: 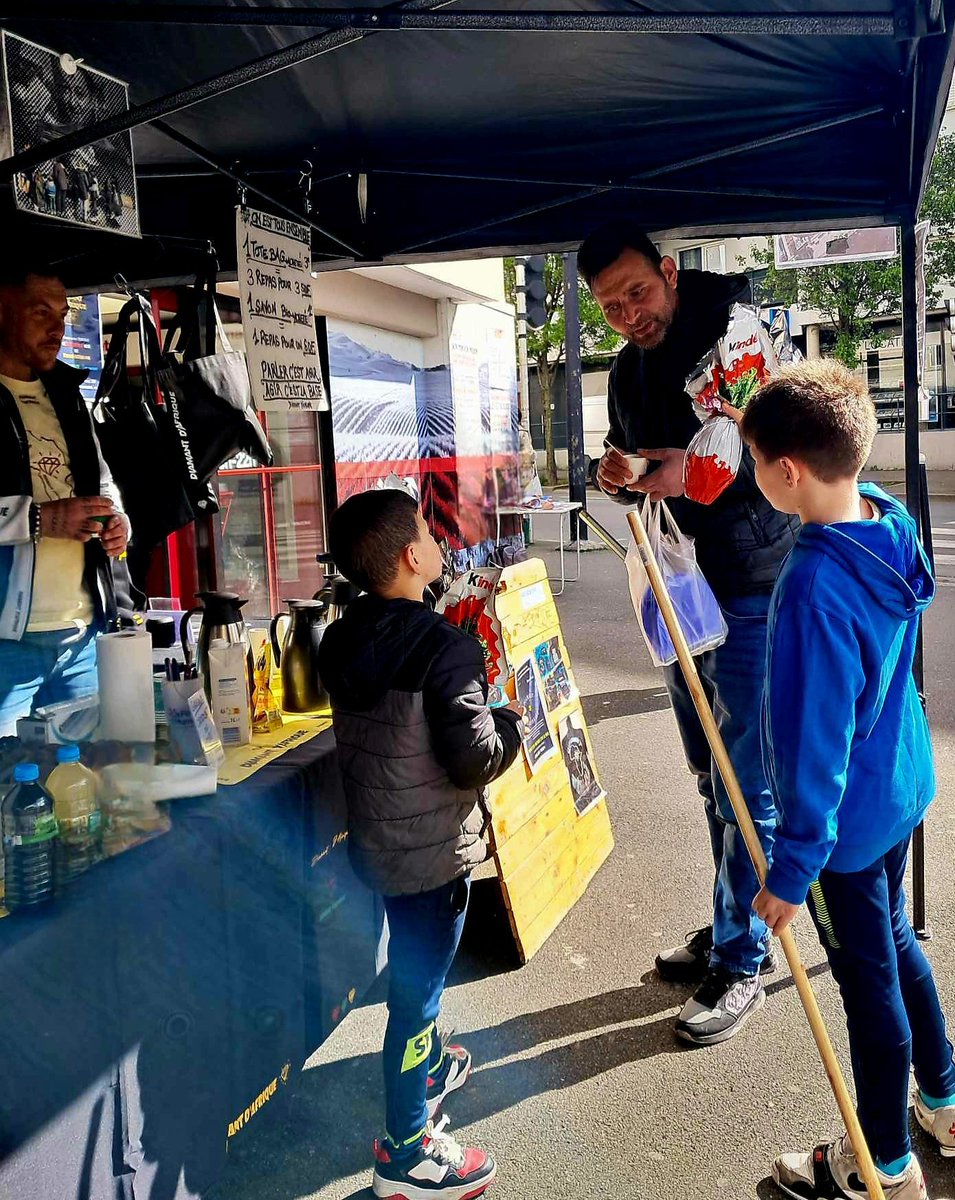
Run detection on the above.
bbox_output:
[741,131,955,369]
[505,255,621,484]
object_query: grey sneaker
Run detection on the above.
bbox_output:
[674,965,765,1045]
[773,1134,928,1199]
[914,1090,955,1157]
[655,924,777,984]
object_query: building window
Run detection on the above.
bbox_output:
[217,410,327,620]
[678,244,725,273]
[679,247,703,271]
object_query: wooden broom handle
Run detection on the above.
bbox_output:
[627,506,886,1200]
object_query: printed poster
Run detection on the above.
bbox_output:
[2,32,140,236]
[559,711,604,816]
[515,656,557,774]
[236,204,328,412]
[533,635,574,713]
[62,294,103,404]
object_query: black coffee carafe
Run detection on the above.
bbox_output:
[269,599,329,714]
[314,553,359,625]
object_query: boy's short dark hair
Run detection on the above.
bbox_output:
[577,221,663,288]
[328,488,421,594]
[741,360,877,483]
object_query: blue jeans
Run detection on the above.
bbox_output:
[663,593,776,975]
[381,875,470,1153]
[0,625,99,738]
[807,835,955,1164]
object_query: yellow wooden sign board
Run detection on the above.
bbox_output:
[487,558,614,962]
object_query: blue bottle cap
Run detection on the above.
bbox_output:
[56,744,81,763]
[13,763,40,782]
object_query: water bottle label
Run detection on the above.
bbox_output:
[5,814,59,846]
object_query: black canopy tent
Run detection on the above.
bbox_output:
[0,1,953,276]
[1,2,953,935]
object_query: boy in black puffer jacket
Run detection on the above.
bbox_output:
[319,488,523,1200]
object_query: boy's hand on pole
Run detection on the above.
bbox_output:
[753,886,800,936]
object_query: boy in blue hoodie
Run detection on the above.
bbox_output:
[738,361,955,1200]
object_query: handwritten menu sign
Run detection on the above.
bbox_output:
[236,205,328,412]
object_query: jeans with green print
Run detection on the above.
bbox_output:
[381,874,471,1155]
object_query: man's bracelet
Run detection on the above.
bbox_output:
[28,502,41,544]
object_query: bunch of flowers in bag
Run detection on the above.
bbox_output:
[683,304,786,504]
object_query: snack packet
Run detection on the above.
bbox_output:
[251,642,283,733]
[435,566,508,686]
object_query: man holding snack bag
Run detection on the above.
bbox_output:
[579,222,798,1046]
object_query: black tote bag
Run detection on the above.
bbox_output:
[93,293,218,554]
[161,268,272,481]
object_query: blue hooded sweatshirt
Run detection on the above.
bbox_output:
[763,483,935,906]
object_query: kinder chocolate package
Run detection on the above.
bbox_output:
[684,416,743,506]
[435,566,508,686]
[686,303,779,416]
[684,304,781,504]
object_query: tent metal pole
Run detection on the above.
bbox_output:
[901,216,929,939]
[152,121,363,257]
[630,106,884,181]
[563,252,587,542]
[0,0,455,181]
[0,7,901,34]
[314,315,339,527]
[398,105,883,254]
[377,167,870,207]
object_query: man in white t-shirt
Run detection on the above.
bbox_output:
[0,262,129,737]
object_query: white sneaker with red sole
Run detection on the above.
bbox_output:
[372,1116,496,1200]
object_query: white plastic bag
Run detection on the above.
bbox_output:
[626,498,728,668]
[684,415,743,505]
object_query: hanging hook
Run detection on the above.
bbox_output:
[113,272,132,297]
[232,162,247,208]
[298,159,314,216]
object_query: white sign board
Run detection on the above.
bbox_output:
[236,205,328,412]
[774,227,897,269]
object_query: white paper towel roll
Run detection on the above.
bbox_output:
[96,630,156,743]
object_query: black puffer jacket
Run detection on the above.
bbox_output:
[594,269,799,599]
[318,594,523,896]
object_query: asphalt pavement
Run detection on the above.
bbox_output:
[213,488,955,1200]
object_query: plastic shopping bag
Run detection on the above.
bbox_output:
[684,414,743,505]
[626,499,728,668]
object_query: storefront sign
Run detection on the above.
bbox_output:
[773,226,897,269]
[62,294,103,404]
[236,205,328,412]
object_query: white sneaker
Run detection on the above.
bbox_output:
[914,1091,955,1157]
[372,1115,496,1200]
[773,1134,928,1199]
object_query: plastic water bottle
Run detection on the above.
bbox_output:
[46,745,103,884]
[2,763,58,910]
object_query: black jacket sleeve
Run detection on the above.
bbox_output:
[423,632,524,789]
